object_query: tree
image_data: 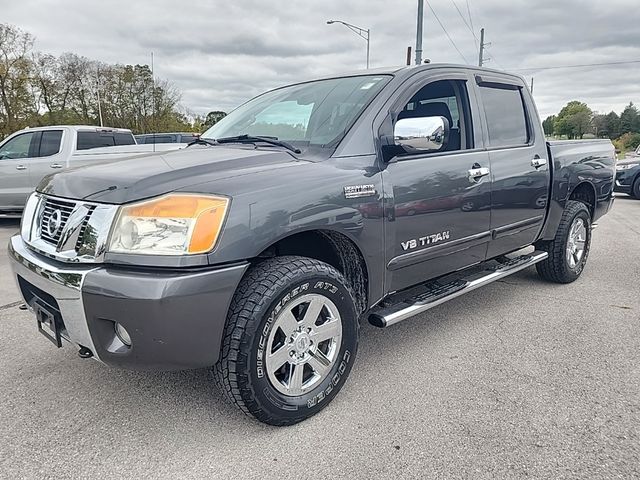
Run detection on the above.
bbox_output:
[619,102,640,135]
[0,23,36,137]
[554,101,593,139]
[542,115,556,136]
[203,110,227,129]
[603,111,621,140]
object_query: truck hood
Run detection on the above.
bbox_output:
[38,145,307,204]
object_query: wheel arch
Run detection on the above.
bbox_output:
[254,229,370,315]
[568,181,597,219]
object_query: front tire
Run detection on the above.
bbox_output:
[536,200,592,283]
[214,256,359,426]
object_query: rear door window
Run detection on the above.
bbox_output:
[39,130,63,157]
[115,132,135,145]
[479,85,529,148]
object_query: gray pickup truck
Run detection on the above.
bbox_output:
[9,64,615,425]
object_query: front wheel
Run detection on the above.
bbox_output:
[214,256,359,426]
[536,200,592,283]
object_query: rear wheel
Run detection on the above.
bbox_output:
[214,256,359,426]
[536,200,591,283]
[632,176,640,199]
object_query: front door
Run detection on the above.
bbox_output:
[474,78,551,257]
[382,77,492,293]
[0,131,39,211]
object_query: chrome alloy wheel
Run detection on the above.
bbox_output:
[566,217,587,268]
[265,293,343,397]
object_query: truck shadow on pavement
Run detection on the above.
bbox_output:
[41,271,533,431]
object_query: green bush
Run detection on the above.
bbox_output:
[614,132,640,153]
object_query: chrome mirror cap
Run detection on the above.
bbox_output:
[394,116,449,152]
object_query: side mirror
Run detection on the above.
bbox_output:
[394,116,450,153]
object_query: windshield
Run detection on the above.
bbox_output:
[202,75,390,148]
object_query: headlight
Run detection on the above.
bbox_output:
[108,194,229,255]
[616,163,639,171]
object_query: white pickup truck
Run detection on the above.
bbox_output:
[0,125,185,216]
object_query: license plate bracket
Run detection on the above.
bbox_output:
[35,302,62,348]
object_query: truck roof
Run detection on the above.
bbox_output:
[21,125,133,133]
[283,63,527,92]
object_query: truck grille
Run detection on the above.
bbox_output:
[40,198,77,245]
[74,206,96,251]
[22,193,119,263]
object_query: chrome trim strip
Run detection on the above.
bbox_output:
[492,215,544,239]
[9,235,101,358]
[377,251,548,327]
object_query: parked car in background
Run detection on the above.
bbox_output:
[0,125,184,216]
[135,132,199,144]
[614,158,640,198]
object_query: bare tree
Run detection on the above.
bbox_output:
[0,23,36,136]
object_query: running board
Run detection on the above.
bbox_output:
[369,250,548,328]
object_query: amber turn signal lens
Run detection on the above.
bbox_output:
[112,194,230,255]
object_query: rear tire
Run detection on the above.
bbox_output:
[536,200,591,283]
[213,256,359,426]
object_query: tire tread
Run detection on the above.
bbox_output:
[536,200,591,283]
[213,255,356,426]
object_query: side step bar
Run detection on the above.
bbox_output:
[369,250,548,328]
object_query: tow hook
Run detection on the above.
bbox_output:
[78,346,93,359]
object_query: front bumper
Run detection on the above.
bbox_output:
[614,168,638,194]
[9,235,249,370]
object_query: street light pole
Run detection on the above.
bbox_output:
[327,20,370,69]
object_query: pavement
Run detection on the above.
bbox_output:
[0,198,638,479]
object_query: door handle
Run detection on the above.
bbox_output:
[15,165,27,171]
[531,156,547,168]
[468,166,490,183]
[50,163,63,169]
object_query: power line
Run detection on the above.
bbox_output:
[425,1,470,64]
[450,0,478,47]
[465,0,475,36]
[512,59,640,72]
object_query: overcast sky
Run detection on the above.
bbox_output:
[3,0,639,119]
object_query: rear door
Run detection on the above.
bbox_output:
[381,72,492,292]
[0,131,39,210]
[474,75,551,257]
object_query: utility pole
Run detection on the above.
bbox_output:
[415,0,424,65]
[96,69,103,127]
[478,27,485,67]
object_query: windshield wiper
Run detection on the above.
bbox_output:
[186,137,218,147]
[215,134,301,154]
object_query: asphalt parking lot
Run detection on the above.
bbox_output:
[0,198,638,479]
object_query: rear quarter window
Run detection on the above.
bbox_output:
[479,86,529,148]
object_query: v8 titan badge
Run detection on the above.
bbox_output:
[344,184,376,199]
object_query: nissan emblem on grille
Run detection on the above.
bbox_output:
[46,209,63,238]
